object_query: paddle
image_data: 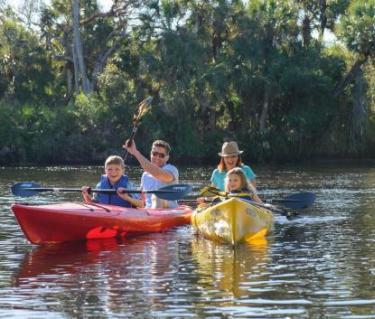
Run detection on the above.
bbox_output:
[197,186,315,218]
[11,182,192,201]
[123,96,153,163]
[270,192,316,210]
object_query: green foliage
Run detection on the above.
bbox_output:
[339,0,375,58]
[0,0,375,165]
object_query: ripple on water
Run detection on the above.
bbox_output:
[1,165,375,318]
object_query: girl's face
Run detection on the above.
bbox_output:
[226,173,242,192]
[223,155,238,170]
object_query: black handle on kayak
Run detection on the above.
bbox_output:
[11,182,192,201]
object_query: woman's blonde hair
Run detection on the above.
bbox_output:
[224,167,250,192]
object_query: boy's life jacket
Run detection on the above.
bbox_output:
[94,175,132,207]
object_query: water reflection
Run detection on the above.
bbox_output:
[12,232,195,317]
[1,164,375,318]
[191,237,270,298]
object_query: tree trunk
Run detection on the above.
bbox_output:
[91,29,127,90]
[333,57,367,97]
[350,67,367,153]
[319,0,327,41]
[259,87,270,133]
[302,15,311,47]
[72,0,92,93]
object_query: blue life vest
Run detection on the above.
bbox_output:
[94,175,131,207]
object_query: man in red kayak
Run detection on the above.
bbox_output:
[123,139,179,208]
[81,155,144,208]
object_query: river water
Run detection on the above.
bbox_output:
[0,163,374,318]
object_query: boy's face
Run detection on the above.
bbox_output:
[227,174,241,192]
[105,164,124,184]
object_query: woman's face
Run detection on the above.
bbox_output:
[223,155,238,170]
[226,173,242,192]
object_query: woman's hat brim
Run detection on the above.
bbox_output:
[218,151,243,157]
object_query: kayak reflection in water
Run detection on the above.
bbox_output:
[81,155,144,208]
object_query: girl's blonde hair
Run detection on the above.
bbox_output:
[224,167,251,193]
[105,155,125,168]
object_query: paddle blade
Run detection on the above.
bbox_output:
[11,182,43,197]
[134,96,153,123]
[153,184,192,201]
[273,192,316,210]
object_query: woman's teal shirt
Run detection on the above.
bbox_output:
[210,165,256,191]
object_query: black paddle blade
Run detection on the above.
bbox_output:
[273,192,316,210]
[11,182,43,197]
[152,184,192,201]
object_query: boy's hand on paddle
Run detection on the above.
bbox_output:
[117,187,130,200]
[81,186,93,204]
[81,186,91,195]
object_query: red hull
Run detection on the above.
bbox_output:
[11,202,192,245]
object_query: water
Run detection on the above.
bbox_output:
[0,163,374,318]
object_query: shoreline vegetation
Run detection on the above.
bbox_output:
[1,1,375,166]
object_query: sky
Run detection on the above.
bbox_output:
[4,0,337,44]
[5,0,113,13]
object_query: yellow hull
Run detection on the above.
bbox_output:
[191,197,274,245]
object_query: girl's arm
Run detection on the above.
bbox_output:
[249,183,263,203]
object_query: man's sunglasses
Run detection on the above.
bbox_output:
[151,151,167,159]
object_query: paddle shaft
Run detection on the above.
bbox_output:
[22,187,180,195]
[11,182,192,201]
[123,97,152,163]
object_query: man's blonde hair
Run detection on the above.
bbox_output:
[105,155,125,168]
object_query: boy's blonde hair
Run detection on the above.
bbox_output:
[105,155,125,168]
[225,167,251,192]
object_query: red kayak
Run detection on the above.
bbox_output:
[11,202,192,245]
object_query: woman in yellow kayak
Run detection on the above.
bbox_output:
[210,141,257,191]
[198,167,262,205]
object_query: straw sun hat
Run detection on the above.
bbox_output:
[218,141,243,157]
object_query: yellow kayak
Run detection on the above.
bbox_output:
[191,197,274,245]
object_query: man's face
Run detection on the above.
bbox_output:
[150,146,169,167]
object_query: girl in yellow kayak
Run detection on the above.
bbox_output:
[198,167,263,205]
[225,167,262,203]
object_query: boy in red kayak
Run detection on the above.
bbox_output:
[81,155,144,208]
